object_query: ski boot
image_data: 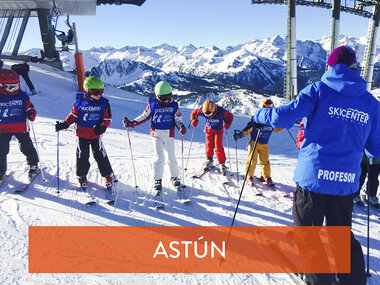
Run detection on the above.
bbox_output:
[353,195,365,207]
[368,196,380,209]
[203,157,213,171]
[105,175,113,191]
[171,177,181,190]
[264,176,275,188]
[248,176,254,186]
[220,163,227,176]
[154,179,162,192]
[28,165,40,181]
[0,173,5,181]
[78,176,88,191]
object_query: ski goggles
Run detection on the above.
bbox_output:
[89,89,104,96]
[204,109,215,116]
[0,83,19,93]
[157,94,172,103]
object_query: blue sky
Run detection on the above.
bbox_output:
[18,0,370,51]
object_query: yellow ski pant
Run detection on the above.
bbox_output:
[245,141,271,179]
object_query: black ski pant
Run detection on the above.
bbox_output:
[0,132,39,174]
[292,186,366,285]
[20,72,35,92]
[358,162,380,197]
[76,137,112,178]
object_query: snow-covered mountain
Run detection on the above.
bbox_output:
[43,35,380,99]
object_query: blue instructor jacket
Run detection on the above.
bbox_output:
[254,63,380,196]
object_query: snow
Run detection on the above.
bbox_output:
[0,60,379,284]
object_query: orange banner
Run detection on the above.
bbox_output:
[29,226,350,273]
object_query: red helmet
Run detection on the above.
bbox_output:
[0,69,20,94]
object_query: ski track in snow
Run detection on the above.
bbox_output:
[0,60,379,284]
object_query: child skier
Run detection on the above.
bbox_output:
[123,81,186,191]
[233,98,282,186]
[190,100,233,175]
[55,76,113,190]
[0,69,39,181]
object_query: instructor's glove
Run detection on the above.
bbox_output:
[26,109,36,121]
[123,117,136,128]
[233,131,243,141]
[55,121,68,132]
[94,124,106,135]
[179,125,187,135]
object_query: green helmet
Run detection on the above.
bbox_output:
[154,81,172,97]
[83,76,104,91]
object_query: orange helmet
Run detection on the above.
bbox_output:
[202,100,216,117]
[259,98,274,108]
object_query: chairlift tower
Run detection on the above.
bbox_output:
[0,0,145,69]
[251,0,380,99]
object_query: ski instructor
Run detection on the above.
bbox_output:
[253,46,380,285]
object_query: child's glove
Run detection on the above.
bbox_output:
[55,121,68,132]
[94,124,106,135]
[233,131,243,141]
[123,117,136,128]
[191,119,198,127]
[223,119,231,130]
[179,125,187,135]
[26,109,36,121]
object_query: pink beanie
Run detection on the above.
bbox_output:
[327,46,357,69]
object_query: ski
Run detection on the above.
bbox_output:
[176,188,191,203]
[192,166,216,179]
[105,188,116,205]
[79,186,96,206]
[13,169,41,193]
[153,191,164,209]
[247,180,263,196]
[219,173,229,185]
[0,172,12,188]
[253,176,293,199]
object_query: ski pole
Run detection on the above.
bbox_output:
[234,130,239,186]
[181,134,185,188]
[287,128,297,146]
[366,158,373,278]
[220,128,261,267]
[29,120,47,182]
[230,128,261,227]
[225,129,232,176]
[185,126,196,171]
[56,124,60,194]
[126,127,138,188]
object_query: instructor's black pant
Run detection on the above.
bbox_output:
[359,162,380,197]
[0,132,39,174]
[292,186,366,285]
[76,137,112,178]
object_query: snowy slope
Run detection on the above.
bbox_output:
[0,61,379,284]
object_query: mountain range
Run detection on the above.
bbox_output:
[25,35,380,106]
